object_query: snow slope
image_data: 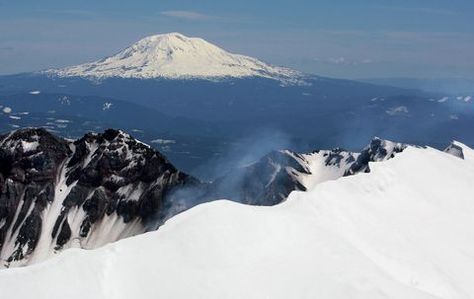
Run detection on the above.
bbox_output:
[45,32,300,81]
[1,143,474,299]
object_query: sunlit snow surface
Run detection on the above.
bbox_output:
[1,143,474,299]
[45,33,300,82]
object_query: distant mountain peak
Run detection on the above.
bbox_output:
[45,32,301,82]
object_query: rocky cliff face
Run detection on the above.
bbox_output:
[0,128,412,269]
[200,138,409,208]
[344,137,407,175]
[444,141,465,159]
[205,150,311,206]
[0,128,194,268]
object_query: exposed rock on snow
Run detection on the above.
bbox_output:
[0,128,194,268]
[205,150,311,206]
[444,141,465,159]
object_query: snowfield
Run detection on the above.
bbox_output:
[46,32,300,82]
[1,143,474,299]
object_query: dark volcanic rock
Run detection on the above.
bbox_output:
[444,142,464,159]
[345,137,407,176]
[206,150,310,206]
[0,128,195,268]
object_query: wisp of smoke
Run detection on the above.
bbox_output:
[147,128,296,230]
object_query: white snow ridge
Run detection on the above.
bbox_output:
[1,143,474,299]
[45,32,300,82]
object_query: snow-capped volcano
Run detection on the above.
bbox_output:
[45,32,300,81]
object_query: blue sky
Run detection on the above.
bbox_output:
[1,0,473,79]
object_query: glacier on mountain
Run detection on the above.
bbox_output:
[45,33,300,82]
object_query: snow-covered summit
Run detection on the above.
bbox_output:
[45,32,300,81]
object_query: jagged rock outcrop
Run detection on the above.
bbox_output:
[344,137,407,175]
[0,128,194,268]
[444,141,465,159]
[203,137,410,207]
[207,150,311,206]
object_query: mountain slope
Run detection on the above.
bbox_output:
[44,33,300,82]
[205,138,408,206]
[0,128,195,267]
[0,128,416,268]
[1,142,472,298]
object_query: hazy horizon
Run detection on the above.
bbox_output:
[1,0,473,80]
